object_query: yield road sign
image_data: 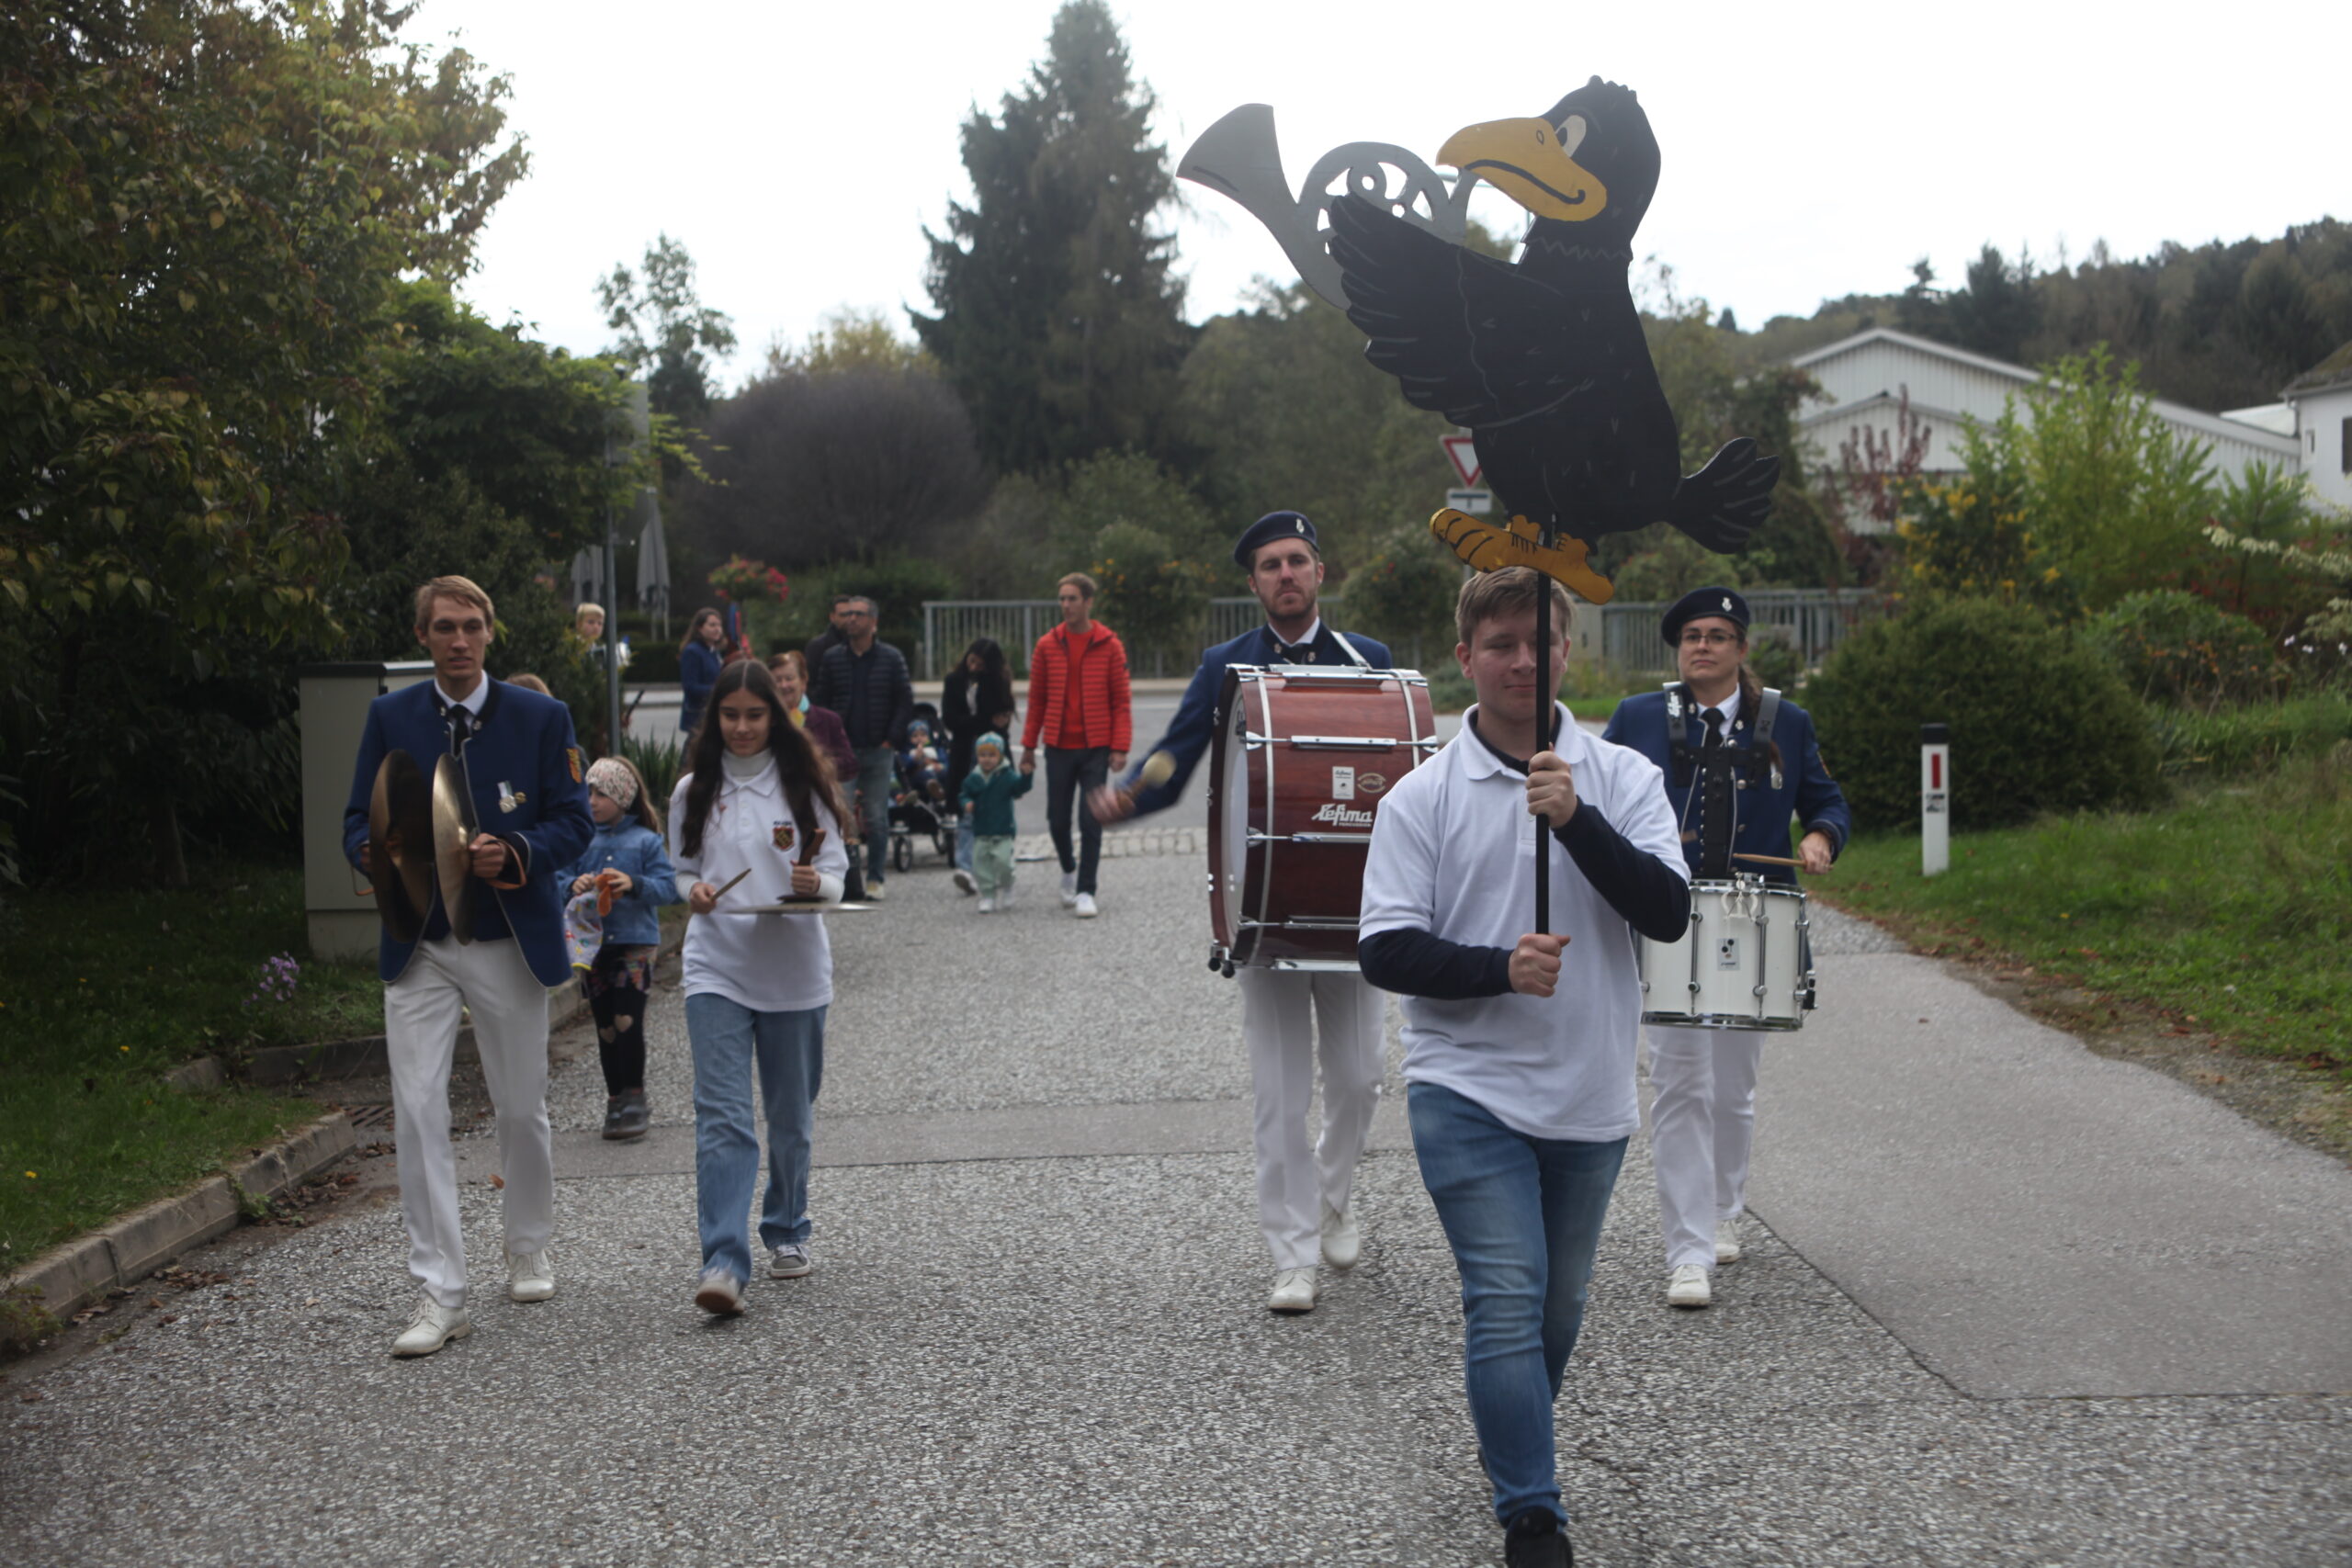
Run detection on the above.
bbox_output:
[1441,434,1482,488]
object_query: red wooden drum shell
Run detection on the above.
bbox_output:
[1206,665,1437,970]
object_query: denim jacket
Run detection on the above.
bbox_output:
[559,818,680,947]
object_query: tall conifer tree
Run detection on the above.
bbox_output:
[914,1,1192,475]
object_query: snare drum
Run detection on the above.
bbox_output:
[1207,664,1436,972]
[1638,875,1814,1031]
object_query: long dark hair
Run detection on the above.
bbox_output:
[678,660,848,857]
[679,605,722,656]
[963,637,1008,682]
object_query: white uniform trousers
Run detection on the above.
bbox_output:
[384,935,555,1308]
[1238,966,1385,1270]
[1646,1024,1763,1270]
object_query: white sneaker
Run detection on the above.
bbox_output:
[1059,870,1079,907]
[1667,1263,1712,1309]
[391,1294,471,1357]
[952,868,978,896]
[977,896,996,914]
[1320,1201,1361,1270]
[865,879,886,902]
[1715,1219,1742,1265]
[1073,892,1098,919]
[769,1244,812,1279]
[694,1269,746,1316]
[507,1247,554,1303]
[997,883,1015,910]
[1268,1267,1317,1314]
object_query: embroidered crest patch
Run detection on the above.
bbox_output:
[566,747,582,783]
[773,822,797,852]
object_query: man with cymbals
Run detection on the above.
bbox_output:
[1601,587,1849,1309]
[1091,510,1390,1314]
[342,575,594,1357]
[1359,567,1690,1567]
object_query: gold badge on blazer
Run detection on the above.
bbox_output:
[772,822,796,852]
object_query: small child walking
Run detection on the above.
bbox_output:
[958,732,1032,913]
[559,756,680,1140]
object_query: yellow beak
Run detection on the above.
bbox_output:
[1438,117,1608,222]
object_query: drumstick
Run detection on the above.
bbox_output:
[1733,852,1809,869]
[700,867,752,909]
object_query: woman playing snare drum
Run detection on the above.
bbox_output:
[1601,587,1850,1310]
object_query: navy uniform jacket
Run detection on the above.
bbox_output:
[341,678,596,986]
[1121,622,1390,819]
[1602,686,1849,886]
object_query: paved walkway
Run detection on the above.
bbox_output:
[2,849,2347,1566]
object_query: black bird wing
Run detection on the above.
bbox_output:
[1325,195,1596,429]
[1669,437,1781,553]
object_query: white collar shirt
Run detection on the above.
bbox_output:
[668,761,851,1014]
[1690,683,1741,734]
[1360,704,1689,1142]
[435,678,490,716]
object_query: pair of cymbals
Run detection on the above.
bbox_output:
[368,750,479,942]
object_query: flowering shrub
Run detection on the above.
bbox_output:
[708,557,789,604]
[2085,591,2286,710]
[245,953,300,1008]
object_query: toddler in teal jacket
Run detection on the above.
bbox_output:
[958,733,1033,912]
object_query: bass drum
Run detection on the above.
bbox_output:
[1207,663,1437,972]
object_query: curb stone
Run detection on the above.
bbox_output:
[6,1111,359,1324]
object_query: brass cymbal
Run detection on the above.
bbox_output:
[431,752,479,944]
[368,750,433,943]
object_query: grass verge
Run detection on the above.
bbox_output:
[0,855,380,1264]
[1817,750,2351,1072]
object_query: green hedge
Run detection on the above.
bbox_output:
[2085,590,2285,707]
[1805,596,2162,831]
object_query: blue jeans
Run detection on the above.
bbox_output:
[854,746,895,880]
[1408,1081,1627,1528]
[684,993,826,1284]
[955,813,975,873]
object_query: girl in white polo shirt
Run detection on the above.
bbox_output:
[669,660,851,1316]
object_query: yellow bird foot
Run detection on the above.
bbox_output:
[1429,510,1616,604]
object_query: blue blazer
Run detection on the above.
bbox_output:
[557,818,680,949]
[1602,685,1850,886]
[341,678,596,986]
[679,641,723,738]
[1121,622,1390,819]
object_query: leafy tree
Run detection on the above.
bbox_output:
[677,368,989,573]
[1947,244,2040,364]
[597,233,737,419]
[914,0,1192,474]
[1,0,525,881]
[763,307,936,379]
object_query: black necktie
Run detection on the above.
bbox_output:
[1702,709,1724,748]
[1276,636,1316,663]
[444,702,474,752]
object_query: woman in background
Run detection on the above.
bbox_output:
[940,637,1016,894]
[678,606,725,742]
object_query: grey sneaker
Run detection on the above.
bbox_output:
[694,1269,745,1316]
[769,1244,812,1279]
[603,1089,649,1142]
[952,868,978,895]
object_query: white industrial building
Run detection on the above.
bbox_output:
[2282,344,2352,510]
[1784,328,2319,528]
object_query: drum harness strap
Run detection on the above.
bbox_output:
[1665,682,1783,881]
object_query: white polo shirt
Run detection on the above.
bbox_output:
[670,761,851,1014]
[1360,705,1688,1142]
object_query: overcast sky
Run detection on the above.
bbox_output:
[421,0,2339,388]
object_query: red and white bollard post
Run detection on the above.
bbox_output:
[1920,722,1951,876]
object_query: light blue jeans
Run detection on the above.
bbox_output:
[684,993,826,1284]
[955,814,976,873]
[1408,1081,1627,1528]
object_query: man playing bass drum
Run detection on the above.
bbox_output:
[1601,587,1850,1310]
[1091,511,1389,1316]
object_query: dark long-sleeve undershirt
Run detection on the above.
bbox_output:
[1359,721,1694,1000]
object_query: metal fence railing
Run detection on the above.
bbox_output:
[922,597,1366,681]
[923,591,1876,681]
[1597,589,1883,674]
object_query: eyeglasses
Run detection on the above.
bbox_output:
[1679,630,1740,649]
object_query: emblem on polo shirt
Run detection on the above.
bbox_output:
[773,822,796,852]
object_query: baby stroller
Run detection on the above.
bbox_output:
[888,704,957,874]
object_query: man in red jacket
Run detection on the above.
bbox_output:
[1022,572,1132,918]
